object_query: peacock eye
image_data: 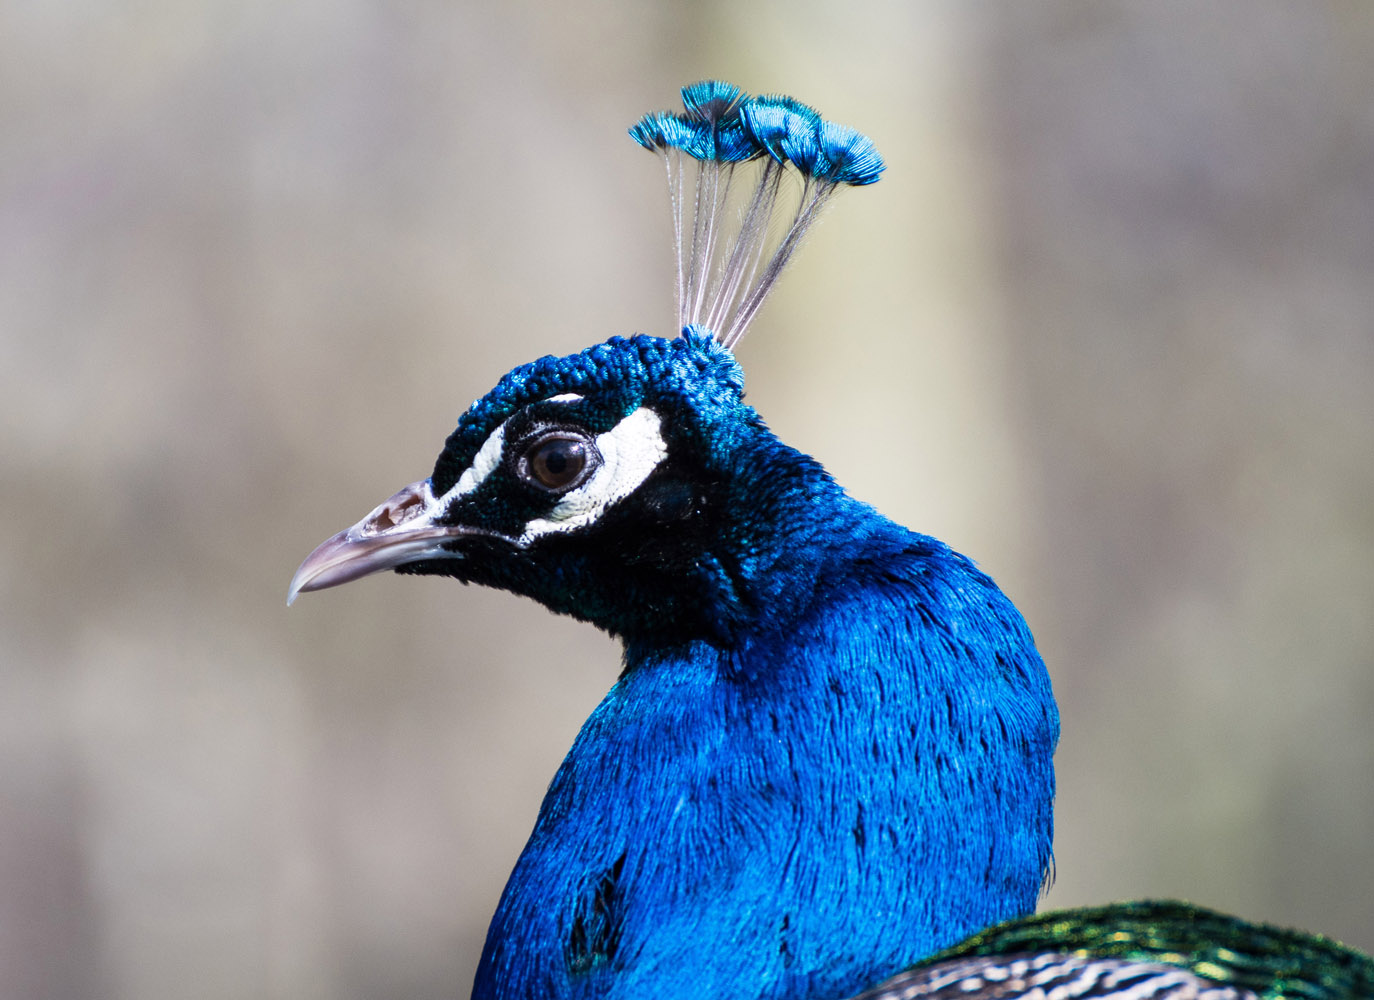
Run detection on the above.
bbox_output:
[520,433,597,492]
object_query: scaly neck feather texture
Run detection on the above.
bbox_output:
[471,451,1058,1000]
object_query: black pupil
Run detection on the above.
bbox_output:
[531,438,586,489]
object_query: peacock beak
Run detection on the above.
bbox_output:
[287,479,479,605]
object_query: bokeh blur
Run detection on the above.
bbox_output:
[3,2,1372,998]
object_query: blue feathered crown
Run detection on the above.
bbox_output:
[630,81,884,349]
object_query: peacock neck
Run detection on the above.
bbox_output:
[472,519,1058,1000]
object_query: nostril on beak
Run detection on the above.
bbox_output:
[360,485,432,536]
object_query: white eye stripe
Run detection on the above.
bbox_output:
[440,423,506,504]
[441,394,583,504]
[519,407,667,543]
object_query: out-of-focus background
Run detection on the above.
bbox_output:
[3,2,1372,997]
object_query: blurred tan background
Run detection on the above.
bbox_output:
[3,2,1372,998]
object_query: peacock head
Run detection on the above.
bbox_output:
[290,330,758,642]
[289,82,883,644]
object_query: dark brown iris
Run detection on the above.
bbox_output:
[526,435,590,490]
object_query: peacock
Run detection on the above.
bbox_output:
[289,82,1374,1000]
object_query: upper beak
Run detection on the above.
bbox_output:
[288,479,476,605]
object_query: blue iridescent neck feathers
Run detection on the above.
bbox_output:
[289,82,1058,1000]
[417,333,1057,1000]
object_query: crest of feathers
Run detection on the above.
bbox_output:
[629,80,884,348]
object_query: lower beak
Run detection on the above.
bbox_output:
[288,479,478,605]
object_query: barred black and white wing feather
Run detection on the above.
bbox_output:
[851,954,1253,1000]
[851,902,1372,1000]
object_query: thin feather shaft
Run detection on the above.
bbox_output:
[628,82,883,346]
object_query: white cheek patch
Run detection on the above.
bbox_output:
[439,423,506,504]
[519,407,668,543]
[546,393,584,403]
